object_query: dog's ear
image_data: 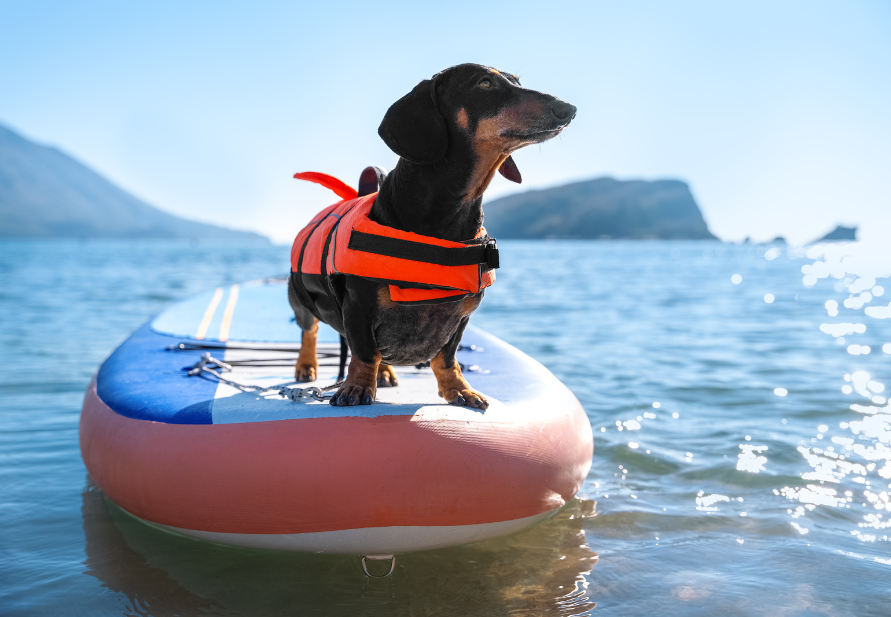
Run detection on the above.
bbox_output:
[378,76,447,165]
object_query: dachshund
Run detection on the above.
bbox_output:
[288,63,575,408]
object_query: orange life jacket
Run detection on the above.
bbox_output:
[291,173,498,305]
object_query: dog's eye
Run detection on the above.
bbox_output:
[479,78,492,89]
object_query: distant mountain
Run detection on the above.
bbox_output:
[0,123,267,240]
[483,177,716,240]
[815,225,857,242]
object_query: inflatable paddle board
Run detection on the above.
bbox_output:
[80,277,593,555]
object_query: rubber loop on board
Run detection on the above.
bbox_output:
[361,554,396,578]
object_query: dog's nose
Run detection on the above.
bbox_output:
[551,101,577,122]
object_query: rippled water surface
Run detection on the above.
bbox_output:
[2,239,890,615]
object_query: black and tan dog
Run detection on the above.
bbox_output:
[289,63,575,408]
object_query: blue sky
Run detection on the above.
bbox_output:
[1,1,889,243]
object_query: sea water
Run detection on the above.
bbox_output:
[1,239,889,616]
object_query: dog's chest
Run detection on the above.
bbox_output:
[374,296,481,366]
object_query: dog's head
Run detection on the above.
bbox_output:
[378,63,576,201]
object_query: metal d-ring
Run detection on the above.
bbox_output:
[361,554,396,578]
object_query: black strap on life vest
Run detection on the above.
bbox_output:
[347,232,500,270]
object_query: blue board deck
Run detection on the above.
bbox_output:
[96,278,573,427]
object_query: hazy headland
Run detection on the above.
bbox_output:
[0,123,266,241]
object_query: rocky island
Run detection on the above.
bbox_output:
[815,225,857,242]
[483,177,716,240]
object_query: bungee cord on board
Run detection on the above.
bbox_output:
[185,352,343,402]
[179,339,486,404]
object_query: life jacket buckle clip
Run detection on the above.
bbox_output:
[485,238,500,270]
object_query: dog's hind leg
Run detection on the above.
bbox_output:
[295,319,319,382]
[431,316,488,409]
[289,275,320,382]
[377,363,399,387]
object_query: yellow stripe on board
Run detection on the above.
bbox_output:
[195,287,224,340]
[218,284,240,342]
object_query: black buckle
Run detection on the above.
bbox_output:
[485,238,499,269]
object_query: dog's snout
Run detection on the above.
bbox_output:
[551,101,577,122]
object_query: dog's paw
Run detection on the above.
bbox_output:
[294,362,317,383]
[330,383,376,406]
[440,387,489,410]
[377,365,399,388]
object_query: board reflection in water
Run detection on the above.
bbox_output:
[81,478,599,616]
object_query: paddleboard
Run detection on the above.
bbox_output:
[79,277,593,554]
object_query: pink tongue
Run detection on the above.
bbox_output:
[498,155,522,183]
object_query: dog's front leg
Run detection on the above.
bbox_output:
[431,316,489,410]
[331,351,381,406]
[330,300,380,406]
[377,363,399,387]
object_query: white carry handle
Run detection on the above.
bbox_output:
[361,554,396,578]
